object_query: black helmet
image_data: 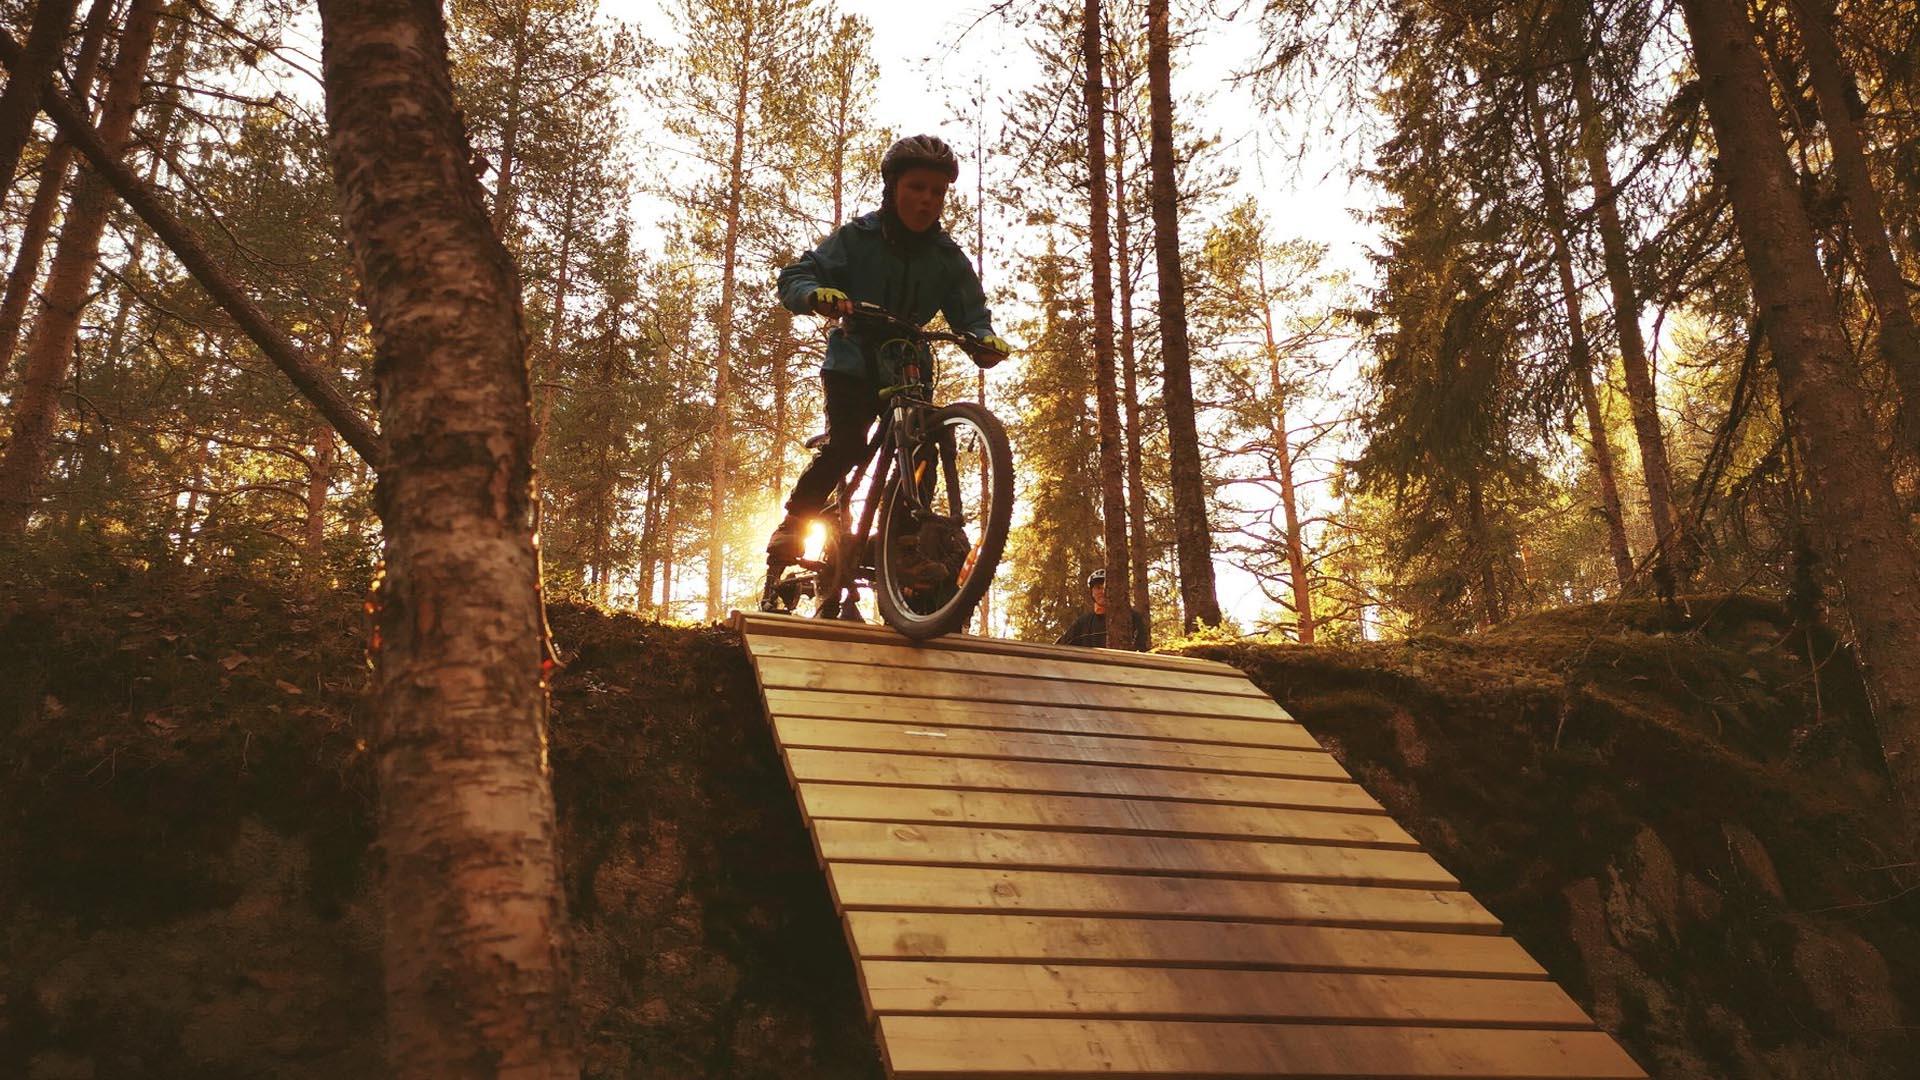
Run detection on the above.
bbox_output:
[882,135,960,185]
[1085,568,1107,588]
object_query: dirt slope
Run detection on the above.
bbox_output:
[1176,596,1916,1079]
[3,568,1913,1078]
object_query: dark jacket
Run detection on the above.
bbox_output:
[776,210,997,384]
[1057,608,1150,651]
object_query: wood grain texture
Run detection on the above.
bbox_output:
[763,689,1323,749]
[736,611,1240,675]
[799,784,1418,846]
[859,961,1592,1026]
[826,864,1501,932]
[814,820,1455,887]
[748,631,1265,698]
[755,656,1293,721]
[784,749,1385,813]
[878,1016,1646,1078]
[845,913,1548,977]
[739,619,1643,1079]
[773,715,1346,779]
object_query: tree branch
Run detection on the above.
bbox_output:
[0,29,386,469]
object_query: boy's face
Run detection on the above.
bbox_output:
[895,166,950,233]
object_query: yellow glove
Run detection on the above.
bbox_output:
[810,287,851,316]
[974,334,1013,368]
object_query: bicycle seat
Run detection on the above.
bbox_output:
[804,432,832,450]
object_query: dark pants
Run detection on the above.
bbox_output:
[785,372,882,516]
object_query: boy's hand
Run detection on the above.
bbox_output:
[974,334,1014,368]
[810,287,852,316]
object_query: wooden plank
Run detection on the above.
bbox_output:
[877,1016,1647,1078]
[786,750,1386,814]
[773,716,1347,780]
[755,656,1292,722]
[799,785,1418,847]
[748,632,1267,699]
[736,611,1240,675]
[859,962,1593,1028]
[763,689,1325,750]
[846,913,1548,978]
[826,864,1501,933]
[815,821,1456,888]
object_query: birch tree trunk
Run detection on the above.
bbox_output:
[0,0,164,534]
[1571,47,1691,594]
[317,1,578,1074]
[1084,0,1134,650]
[1526,77,1635,587]
[1791,0,1920,447]
[1147,0,1220,630]
[1680,0,1920,839]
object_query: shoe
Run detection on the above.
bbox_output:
[836,602,865,623]
[766,513,808,561]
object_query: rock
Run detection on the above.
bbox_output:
[1562,876,1630,1028]
[1721,823,1785,900]
[1787,917,1901,1036]
[1681,873,1724,923]
[1603,827,1683,949]
[1388,708,1429,768]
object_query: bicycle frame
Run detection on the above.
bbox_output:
[762,300,999,620]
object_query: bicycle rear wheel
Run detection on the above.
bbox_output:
[874,401,1014,640]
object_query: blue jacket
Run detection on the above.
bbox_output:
[777,211,997,384]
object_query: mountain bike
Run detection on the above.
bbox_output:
[758,301,1014,640]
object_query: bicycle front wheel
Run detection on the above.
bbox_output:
[874,401,1014,640]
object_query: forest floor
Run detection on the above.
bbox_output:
[2,558,1915,1078]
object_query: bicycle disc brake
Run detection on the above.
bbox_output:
[896,515,971,595]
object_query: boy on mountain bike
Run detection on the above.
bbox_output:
[765,134,1013,563]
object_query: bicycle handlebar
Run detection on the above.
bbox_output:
[838,300,1002,361]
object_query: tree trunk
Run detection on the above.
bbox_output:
[490,0,530,239]
[1253,241,1315,643]
[1146,0,1220,630]
[1526,77,1635,587]
[637,458,661,613]
[1792,0,1920,447]
[1680,0,1920,838]
[0,27,385,465]
[1571,47,1690,595]
[0,0,164,534]
[317,2,578,1075]
[1468,472,1504,629]
[94,16,190,379]
[533,176,574,467]
[1110,42,1152,628]
[660,468,677,613]
[0,0,81,197]
[306,422,334,570]
[709,9,754,620]
[1084,0,1133,651]
[771,326,788,502]
[0,0,114,379]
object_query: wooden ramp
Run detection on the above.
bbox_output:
[734,612,1646,1079]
